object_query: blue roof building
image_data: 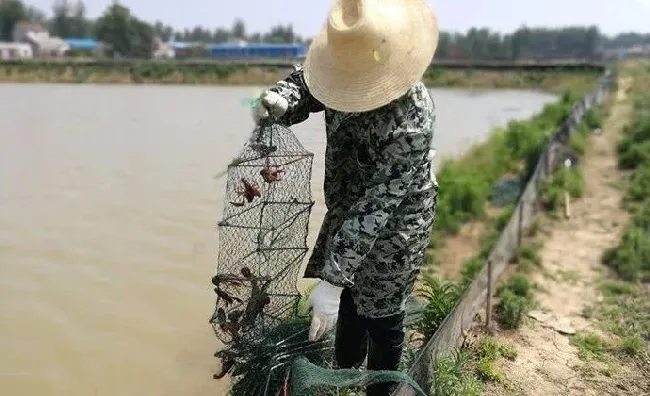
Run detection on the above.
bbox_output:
[64,38,100,50]
[205,43,306,59]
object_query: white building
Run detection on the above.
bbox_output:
[0,42,33,60]
[25,31,69,57]
[152,37,175,59]
[12,21,69,58]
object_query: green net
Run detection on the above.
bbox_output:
[288,357,428,396]
[226,297,428,396]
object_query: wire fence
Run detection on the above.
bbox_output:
[394,67,618,396]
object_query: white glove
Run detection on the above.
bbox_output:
[307,280,343,341]
[251,90,288,124]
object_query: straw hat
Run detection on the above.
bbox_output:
[303,0,439,113]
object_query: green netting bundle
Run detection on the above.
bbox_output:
[288,357,428,396]
[226,296,428,396]
[226,317,334,396]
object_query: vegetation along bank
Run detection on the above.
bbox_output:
[0,60,603,93]
[397,61,611,390]
[406,61,649,396]
[456,61,648,396]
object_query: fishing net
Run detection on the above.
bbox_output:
[209,121,315,379]
[210,121,428,396]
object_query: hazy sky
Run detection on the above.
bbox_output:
[26,0,650,37]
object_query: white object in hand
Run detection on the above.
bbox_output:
[251,90,289,123]
[307,280,343,341]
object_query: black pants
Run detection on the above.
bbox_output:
[335,287,405,396]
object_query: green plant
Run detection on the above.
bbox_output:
[601,221,650,282]
[618,336,644,358]
[539,166,585,213]
[429,349,482,396]
[570,332,608,362]
[470,337,515,389]
[411,276,464,342]
[624,162,650,206]
[584,107,604,130]
[495,274,536,329]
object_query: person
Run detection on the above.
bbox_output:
[251,0,439,394]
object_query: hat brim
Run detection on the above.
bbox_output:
[303,0,438,113]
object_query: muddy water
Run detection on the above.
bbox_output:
[0,83,556,396]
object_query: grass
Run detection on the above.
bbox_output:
[571,332,609,362]
[593,280,650,343]
[411,277,465,342]
[602,84,650,282]
[412,81,608,342]
[470,337,517,390]
[573,279,650,382]
[432,91,576,235]
[422,68,602,94]
[495,274,537,330]
[429,349,482,396]
[426,336,520,396]
[538,165,585,216]
[570,63,650,384]
[0,59,602,90]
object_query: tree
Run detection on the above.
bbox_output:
[153,20,174,42]
[0,0,27,41]
[231,18,245,40]
[50,0,71,38]
[69,0,90,37]
[94,2,153,58]
[25,5,46,24]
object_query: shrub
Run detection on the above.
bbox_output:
[429,349,482,396]
[624,162,650,206]
[411,276,464,341]
[583,108,604,130]
[601,215,650,282]
[495,274,536,329]
[607,92,650,281]
[538,166,585,213]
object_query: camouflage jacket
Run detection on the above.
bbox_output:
[269,65,438,318]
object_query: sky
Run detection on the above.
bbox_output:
[26,0,650,38]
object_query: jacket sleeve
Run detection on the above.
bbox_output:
[320,95,435,287]
[268,65,325,126]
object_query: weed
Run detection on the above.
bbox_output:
[476,337,518,361]
[623,162,650,207]
[584,107,605,130]
[538,166,585,215]
[571,332,608,362]
[495,274,536,329]
[512,242,542,272]
[593,281,650,340]
[601,205,650,281]
[618,336,644,358]
[429,349,483,396]
[555,269,580,284]
[411,277,464,341]
[470,337,516,390]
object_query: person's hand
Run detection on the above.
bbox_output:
[307,280,343,341]
[251,90,288,124]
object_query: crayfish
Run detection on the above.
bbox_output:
[259,156,285,183]
[229,178,261,207]
[211,266,273,380]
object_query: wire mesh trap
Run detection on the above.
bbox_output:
[209,122,316,382]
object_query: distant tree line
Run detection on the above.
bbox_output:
[1,0,649,59]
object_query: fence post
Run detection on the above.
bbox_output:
[485,260,493,329]
[517,175,525,246]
